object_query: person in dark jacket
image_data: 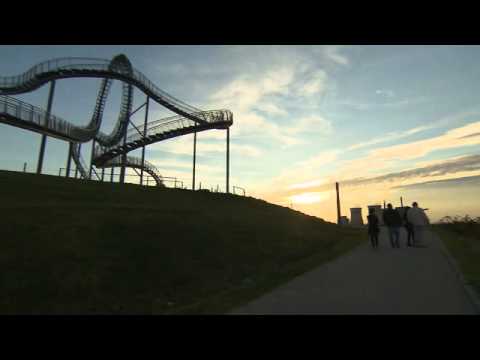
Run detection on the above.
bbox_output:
[367,208,380,249]
[403,206,414,247]
[383,203,402,248]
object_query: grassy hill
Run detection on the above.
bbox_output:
[0,170,363,314]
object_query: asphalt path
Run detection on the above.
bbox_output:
[230,227,478,314]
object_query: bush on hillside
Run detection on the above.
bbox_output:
[438,215,480,240]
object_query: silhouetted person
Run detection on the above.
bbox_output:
[406,202,430,247]
[383,203,402,248]
[367,208,380,249]
[403,206,414,247]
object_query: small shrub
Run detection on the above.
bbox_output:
[438,215,480,240]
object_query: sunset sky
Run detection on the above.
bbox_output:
[1,45,480,223]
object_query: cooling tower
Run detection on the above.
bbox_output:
[350,208,364,226]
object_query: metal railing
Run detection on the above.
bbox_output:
[98,155,164,186]
[0,56,215,124]
[94,109,232,162]
[0,95,76,140]
[233,186,246,196]
[0,55,234,184]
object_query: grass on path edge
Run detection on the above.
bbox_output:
[434,225,480,299]
[171,234,363,314]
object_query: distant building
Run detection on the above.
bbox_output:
[339,216,349,225]
[350,208,364,226]
[368,205,384,226]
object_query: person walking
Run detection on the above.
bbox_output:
[406,202,430,247]
[403,206,414,247]
[383,203,402,248]
[367,208,380,249]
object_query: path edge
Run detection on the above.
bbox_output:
[227,241,366,314]
[435,232,480,314]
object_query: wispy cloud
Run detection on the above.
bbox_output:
[375,89,395,98]
[284,115,333,136]
[392,174,480,189]
[149,135,263,158]
[365,121,480,162]
[269,153,480,200]
[459,132,480,140]
[341,154,480,188]
[252,119,480,206]
[254,102,288,116]
[347,124,434,151]
[251,150,339,198]
[210,66,295,111]
[338,96,429,111]
[206,62,334,148]
[287,178,328,190]
[296,70,327,97]
[323,46,350,66]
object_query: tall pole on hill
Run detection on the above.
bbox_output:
[65,142,73,178]
[89,139,96,180]
[140,96,149,186]
[119,127,127,184]
[192,130,197,190]
[336,182,341,224]
[226,127,230,194]
[75,143,81,179]
[37,80,56,175]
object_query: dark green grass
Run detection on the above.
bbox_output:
[0,170,363,314]
[434,222,480,296]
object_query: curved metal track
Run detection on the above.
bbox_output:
[0,54,233,183]
[97,156,165,187]
[94,110,232,165]
[0,55,230,132]
[0,95,232,177]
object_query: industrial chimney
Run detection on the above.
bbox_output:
[336,182,341,224]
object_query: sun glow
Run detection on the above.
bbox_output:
[287,178,328,190]
[288,191,330,205]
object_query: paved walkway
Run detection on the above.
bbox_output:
[230,227,479,314]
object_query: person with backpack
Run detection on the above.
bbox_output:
[367,208,380,249]
[404,206,414,247]
[383,203,403,248]
[407,202,430,247]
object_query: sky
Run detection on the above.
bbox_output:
[1,45,480,223]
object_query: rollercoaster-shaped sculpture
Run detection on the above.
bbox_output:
[0,54,233,185]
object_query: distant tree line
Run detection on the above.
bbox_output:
[438,215,480,239]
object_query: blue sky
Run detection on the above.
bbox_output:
[1,45,480,222]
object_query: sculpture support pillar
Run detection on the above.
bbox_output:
[140,96,150,185]
[192,131,197,190]
[226,127,230,194]
[37,80,56,174]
